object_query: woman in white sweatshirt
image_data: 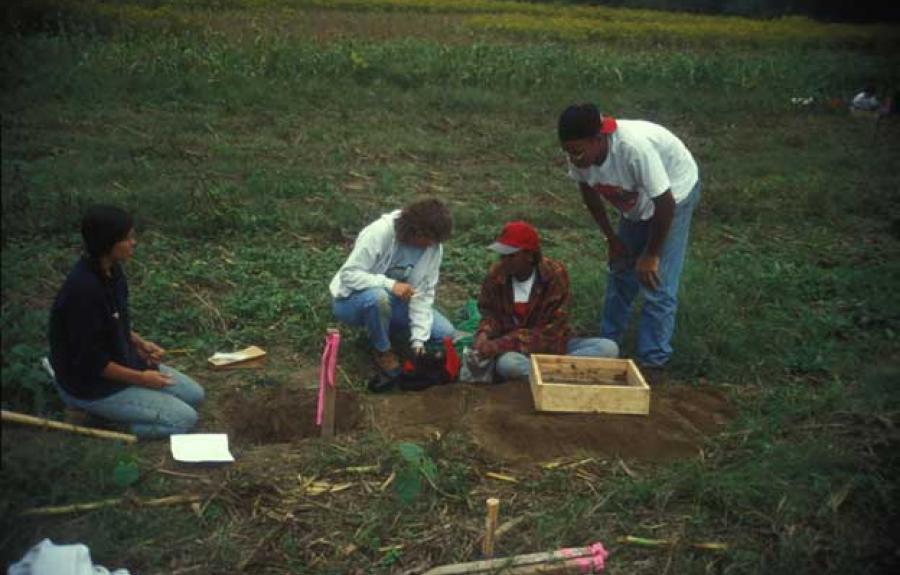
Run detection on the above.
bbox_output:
[330,198,455,375]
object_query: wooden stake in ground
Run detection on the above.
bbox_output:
[1,409,137,443]
[618,535,728,551]
[424,542,608,575]
[318,328,341,438]
[482,497,500,558]
[21,494,202,516]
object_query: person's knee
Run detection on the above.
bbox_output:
[333,289,391,324]
[568,338,619,358]
[161,366,206,406]
[151,392,199,432]
[181,382,205,406]
[597,338,619,358]
[363,287,389,305]
[167,403,199,433]
[360,288,391,317]
[496,353,530,379]
[429,313,456,341]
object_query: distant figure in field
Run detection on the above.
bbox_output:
[473,221,618,381]
[557,103,700,383]
[49,205,205,438]
[330,198,456,377]
[850,84,881,112]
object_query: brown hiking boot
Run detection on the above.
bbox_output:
[640,365,669,386]
[374,349,402,376]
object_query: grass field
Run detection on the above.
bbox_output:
[2,1,900,573]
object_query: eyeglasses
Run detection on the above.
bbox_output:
[561,146,588,162]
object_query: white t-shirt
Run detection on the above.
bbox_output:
[512,270,536,303]
[850,91,880,111]
[386,243,425,282]
[567,120,699,221]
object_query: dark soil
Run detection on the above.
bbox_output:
[371,381,734,463]
[223,387,363,445]
[222,380,734,463]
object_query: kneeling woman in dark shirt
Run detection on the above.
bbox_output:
[49,205,204,438]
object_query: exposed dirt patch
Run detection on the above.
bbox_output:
[220,376,733,463]
[223,387,363,445]
[370,382,735,463]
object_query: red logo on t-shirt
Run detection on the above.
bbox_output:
[592,183,638,212]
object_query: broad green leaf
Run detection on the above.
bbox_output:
[396,442,425,463]
[394,466,421,505]
[113,460,140,487]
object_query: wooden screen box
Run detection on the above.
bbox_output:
[529,355,650,415]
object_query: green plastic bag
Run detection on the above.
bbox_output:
[453,298,480,351]
[425,298,480,354]
[456,298,480,331]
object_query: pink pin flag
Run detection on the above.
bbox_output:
[316,329,341,432]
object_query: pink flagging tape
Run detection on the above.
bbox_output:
[559,542,609,573]
[316,330,341,426]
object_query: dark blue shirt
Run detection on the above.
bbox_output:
[49,258,147,400]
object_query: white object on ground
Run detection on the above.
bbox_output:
[207,345,266,367]
[170,433,235,463]
[7,538,129,575]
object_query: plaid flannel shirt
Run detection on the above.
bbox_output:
[475,256,572,355]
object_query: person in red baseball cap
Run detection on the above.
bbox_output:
[473,221,618,381]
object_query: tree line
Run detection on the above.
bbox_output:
[563,0,900,23]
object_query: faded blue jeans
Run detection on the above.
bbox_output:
[332,287,456,352]
[600,181,701,368]
[496,337,620,380]
[55,364,204,439]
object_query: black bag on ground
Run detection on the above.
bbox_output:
[368,340,461,393]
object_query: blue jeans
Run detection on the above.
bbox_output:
[56,364,204,439]
[600,181,701,367]
[495,337,620,380]
[332,287,456,352]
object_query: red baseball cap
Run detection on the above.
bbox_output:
[600,115,617,134]
[488,221,540,255]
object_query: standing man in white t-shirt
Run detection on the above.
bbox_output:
[557,103,701,379]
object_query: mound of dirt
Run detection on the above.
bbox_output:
[369,382,734,463]
[220,380,734,462]
[223,387,362,445]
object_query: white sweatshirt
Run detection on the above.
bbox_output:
[329,210,443,346]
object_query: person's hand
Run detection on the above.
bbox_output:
[474,334,499,359]
[139,369,173,389]
[607,235,629,265]
[136,340,166,367]
[411,344,425,357]
[391,282,416,302]
[636,254,661,290]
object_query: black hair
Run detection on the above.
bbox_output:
[558,103,602,142]
[395,198,453,243]
[81,205,133,260]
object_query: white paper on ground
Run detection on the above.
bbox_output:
[170,434,235,463]
[209,352,246,362]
